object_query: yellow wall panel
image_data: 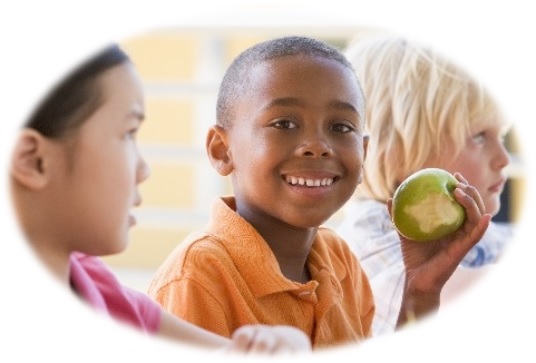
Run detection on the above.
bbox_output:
[140,162,195,208]
[224,36,270,65]
[121,32,199,81]
[102,227,192,269]
[141,98,194,145]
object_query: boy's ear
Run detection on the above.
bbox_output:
[11,129,50,190]
[206,125,234,176]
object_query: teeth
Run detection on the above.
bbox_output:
[285,176,334,187]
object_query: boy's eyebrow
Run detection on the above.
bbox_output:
[264,97,359,113]
[328,100,359,113]
[264,97,304,109]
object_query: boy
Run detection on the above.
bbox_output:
[148,36,490,349]
[337,33,513,335]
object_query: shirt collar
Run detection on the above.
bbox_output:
[206,197,346,300]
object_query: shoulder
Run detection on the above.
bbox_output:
[336,199,398,255]
[70,253,118,286]
[148,232,234,291]
[70,253,161,332]
[317,227,360,266]
[167,231,230,259]
[70,253,143,298]
[338,199,391,232]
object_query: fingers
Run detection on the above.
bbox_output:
[227,325,310,355]
[448,174,491,260]
[244,327,281,354]
[225,326,253,353]
[453,172,486,215]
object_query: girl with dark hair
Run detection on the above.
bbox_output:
[10,43,310,354]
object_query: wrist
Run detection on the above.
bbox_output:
[397,284,441,329]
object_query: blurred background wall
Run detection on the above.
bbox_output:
[102,26,525,291]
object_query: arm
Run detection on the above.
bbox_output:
[393,173,491,328]
[157,310,230,348]
[159,312,311,353]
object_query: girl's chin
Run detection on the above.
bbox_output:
[128,214,137,227]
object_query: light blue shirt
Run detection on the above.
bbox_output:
[336,198,513,335]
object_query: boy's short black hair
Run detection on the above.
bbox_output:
[216,36,358,127]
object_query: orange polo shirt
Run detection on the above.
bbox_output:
[148,197,374,349]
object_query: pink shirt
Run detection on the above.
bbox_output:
[69,252,160,334]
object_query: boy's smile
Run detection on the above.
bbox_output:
[218,54,368,231]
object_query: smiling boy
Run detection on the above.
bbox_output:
[148,36,490,349]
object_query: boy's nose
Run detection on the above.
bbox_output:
[298,132,334,158]
[493,140,510,171]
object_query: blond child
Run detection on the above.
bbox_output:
[9,43,311,354]
[336,33,513,335]
[148,35,490,349]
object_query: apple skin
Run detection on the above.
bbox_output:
[391,168,466,242]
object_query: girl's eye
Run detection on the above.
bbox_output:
[126,128,139,139]
[272,119,297,129]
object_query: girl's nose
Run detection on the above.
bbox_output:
[136,155,151,184]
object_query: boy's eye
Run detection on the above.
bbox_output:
[272,119,297,129]
[472,131,486,144]
[331,123,354,133]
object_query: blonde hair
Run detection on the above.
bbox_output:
[345,33,509,202]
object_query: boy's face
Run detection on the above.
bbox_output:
[434,122,510,216]
[223,55,367,228]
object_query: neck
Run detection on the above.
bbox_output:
[13,188,71,286]
[24,228,71,286]
[242,211,316,283]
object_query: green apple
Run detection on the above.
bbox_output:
[391,168,466,242]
